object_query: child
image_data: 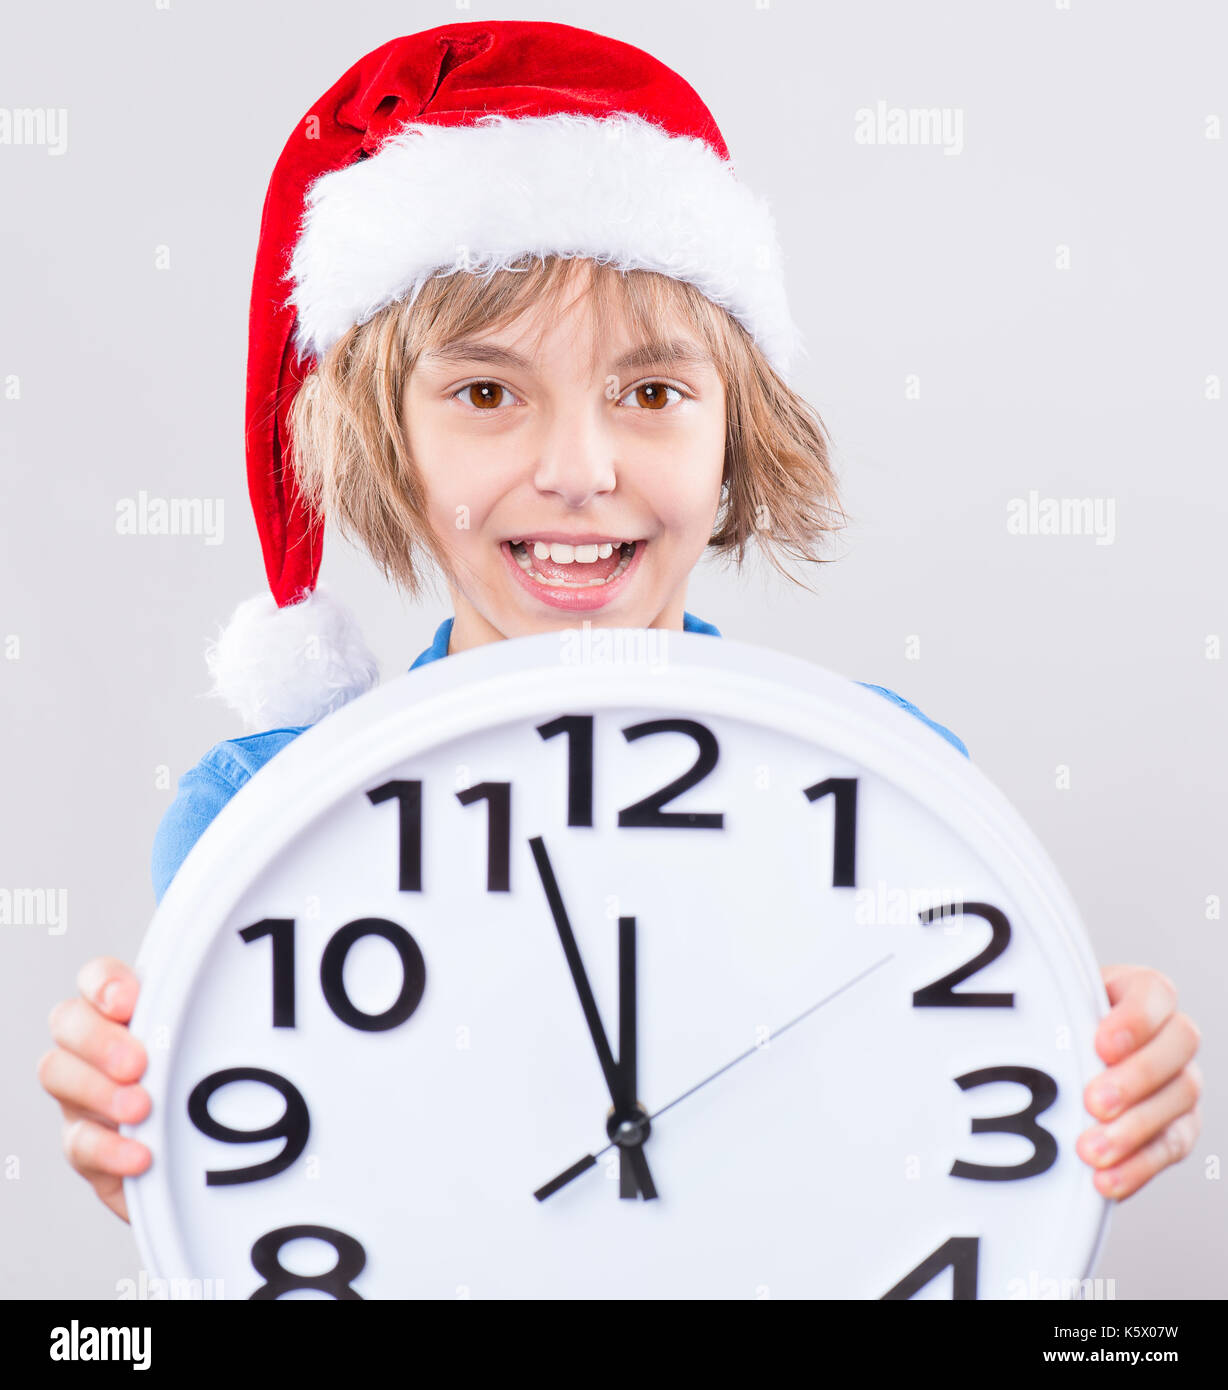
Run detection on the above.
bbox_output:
[39,20,1200,1234]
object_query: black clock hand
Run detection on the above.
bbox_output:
[528,836,657,1200]
[615,915,656,1200]
[528,835,620,1092]
[534,951,895,1202]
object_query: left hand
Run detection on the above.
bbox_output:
[1076,964,1202,1200]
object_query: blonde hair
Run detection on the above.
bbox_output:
[288,255,845,599]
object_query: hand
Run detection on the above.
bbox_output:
[37,956,152,1223]
[1076,964,1202,1201]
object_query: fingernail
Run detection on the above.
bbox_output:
[119,1139,149,1168]
[1111,1028,1133,1055]
[1084,1130,1114,1162]
[101,982,123,1014]
[1092,1082,1122,1117]
[1099,1169,1126,1199]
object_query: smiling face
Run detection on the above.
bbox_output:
[288,258,844,660]
[402,263,727,653]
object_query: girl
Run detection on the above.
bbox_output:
[38,20,1200,1236]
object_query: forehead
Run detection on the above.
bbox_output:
[419,334,714,376]
[414,258,721,377]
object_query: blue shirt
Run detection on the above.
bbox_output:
[151,612,969,903]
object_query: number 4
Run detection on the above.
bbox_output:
[882,1236,980,1300]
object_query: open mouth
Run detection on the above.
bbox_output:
[508,538,638,588]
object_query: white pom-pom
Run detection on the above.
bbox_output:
[205,585,380,731]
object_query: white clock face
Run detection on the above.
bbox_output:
[126,634,1109,1299]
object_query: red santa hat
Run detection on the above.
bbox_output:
[208,19,801,730]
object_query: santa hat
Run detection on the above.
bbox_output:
[208,19,801,730]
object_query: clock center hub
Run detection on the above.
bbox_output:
[606,1103,652,1149]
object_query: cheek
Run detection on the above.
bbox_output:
[637,430,725,537]
[411,419,509,542]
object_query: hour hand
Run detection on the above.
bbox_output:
[528,836,656,1200]
[613,914,654,1199]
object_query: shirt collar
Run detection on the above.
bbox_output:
[409,611,721,670]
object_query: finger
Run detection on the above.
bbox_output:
[1091,1108,1201,1201]
[1084,1013,1201,1122]
[1100,962,1148,995]
[61,1116,152,1182]
[1078,1063,1202,1170]
[1095,965,1179,1065]
[57,1113,135,1223]
[91,1169,132,1225]
[46,998,147,1083]
[57,1097,153,1148]
[57,1098,120,1130]
[75,957,141,1024]
[38,1048,151,1126]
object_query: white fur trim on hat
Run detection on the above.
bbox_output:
[286,112,803,378]
[205,586,380,731]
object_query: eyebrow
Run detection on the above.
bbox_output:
[421,338,713,374]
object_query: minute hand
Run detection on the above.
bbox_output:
[528,835,656,1200]
[534,951,896,1202]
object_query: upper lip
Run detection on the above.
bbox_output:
[505,533,641,545]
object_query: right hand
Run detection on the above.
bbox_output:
[37,956,151,1223]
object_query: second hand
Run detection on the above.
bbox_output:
[533,951,897,1202]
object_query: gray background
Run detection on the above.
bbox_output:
[2,0,1223,1299]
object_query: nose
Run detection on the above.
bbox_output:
[532,405,617,509]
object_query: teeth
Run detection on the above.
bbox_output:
[522,540,629,564]
[509,539,637,587]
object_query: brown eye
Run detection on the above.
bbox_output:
[620,381,682,411]
[463,382,506,409]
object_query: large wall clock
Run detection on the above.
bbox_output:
[123,630,1111,1299]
